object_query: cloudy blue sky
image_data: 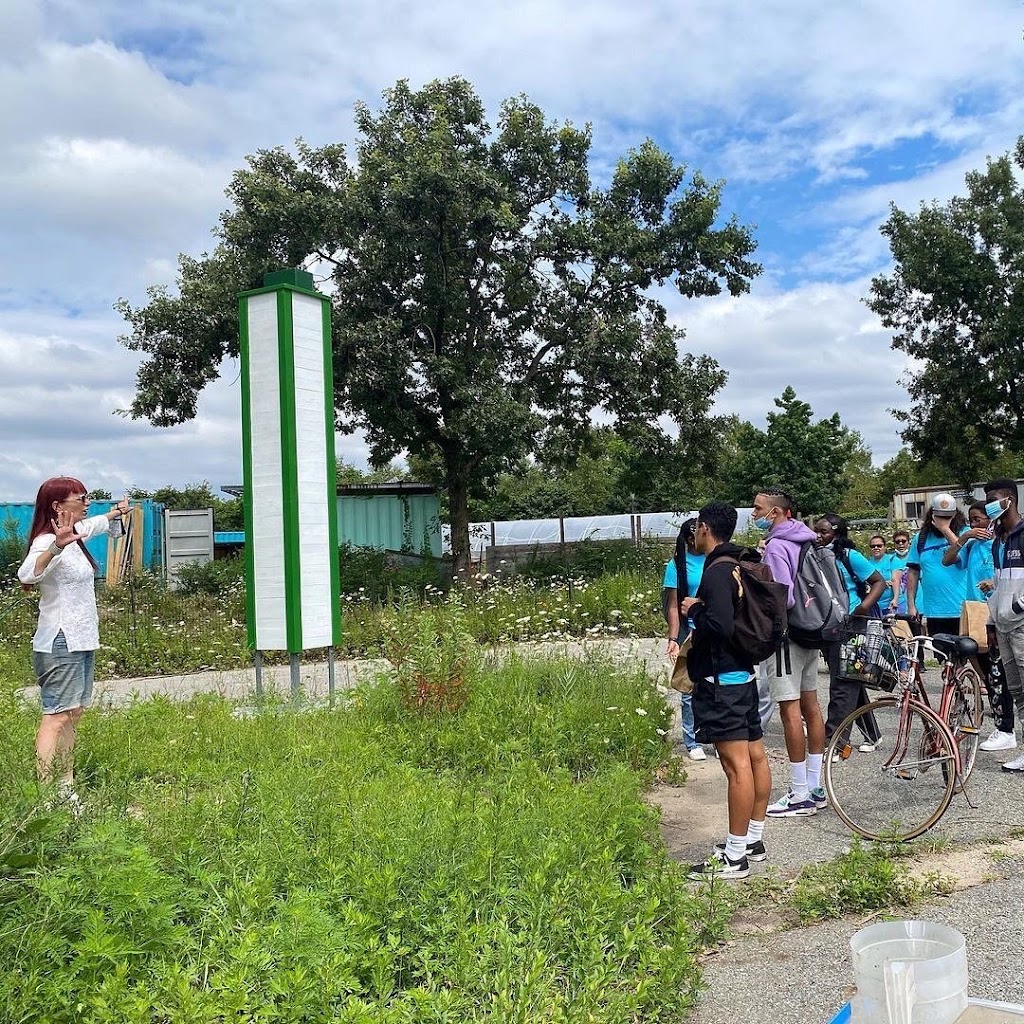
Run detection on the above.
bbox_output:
[2,0,1022,501]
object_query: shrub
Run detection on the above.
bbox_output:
[0,516,25,587]
[514,537,667,583]
[385,598,480,715]
[174,556,246,597]
[338,543,443,602]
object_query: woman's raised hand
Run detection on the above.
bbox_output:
[50,507,81,549]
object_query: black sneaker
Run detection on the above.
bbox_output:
[689,850,750,881]
[713,839,767,862]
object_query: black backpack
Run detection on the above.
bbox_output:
[788,541,850,647]
[722,555,789,666]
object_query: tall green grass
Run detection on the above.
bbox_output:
[0,643,718,1023]
[1,575,664,688]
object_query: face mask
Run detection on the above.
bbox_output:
[753,507,777,532]
[985,498,1010,520]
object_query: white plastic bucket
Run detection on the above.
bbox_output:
[850,920,968,1023]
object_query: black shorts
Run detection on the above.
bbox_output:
[692,677,762,744]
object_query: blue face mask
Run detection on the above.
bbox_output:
[985,498,1010,520]
[753,514,774,531]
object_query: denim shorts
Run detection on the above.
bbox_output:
[31,631,95,714]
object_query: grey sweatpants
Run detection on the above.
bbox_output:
[996,620,1024,719]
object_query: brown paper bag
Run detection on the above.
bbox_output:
[889,617,915,642]
[669,634,694,694]
[959,600,990,652]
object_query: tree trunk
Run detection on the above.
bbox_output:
[446,468,472,580]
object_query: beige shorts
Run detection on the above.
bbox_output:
[765,641,821,703]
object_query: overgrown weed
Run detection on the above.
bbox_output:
[791,840,954,923]
[0,635,711,1022]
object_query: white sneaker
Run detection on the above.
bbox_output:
[688,746,707,761]
[980,729,1017,752]
[1001,752,1024,773]
[858,740,879,753]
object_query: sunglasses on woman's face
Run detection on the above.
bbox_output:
[869,543,885,549]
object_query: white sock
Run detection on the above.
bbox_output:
[746,819,765,845]
[789,760,808,800]
[725,833,747,862]
[807,753,824,792]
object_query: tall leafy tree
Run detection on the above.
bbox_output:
[129,482,245,531]
[335,459,410,487]
[118,77,759,572]
[720,387,864,514]
[867,137,1024,483]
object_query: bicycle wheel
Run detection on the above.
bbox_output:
[945,663,983,791]
[824,698,956,842]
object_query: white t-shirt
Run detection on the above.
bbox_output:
[18,514,111,653]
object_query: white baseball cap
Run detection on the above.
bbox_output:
[929,492,958,517]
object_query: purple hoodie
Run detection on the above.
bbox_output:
[762,518,818,608]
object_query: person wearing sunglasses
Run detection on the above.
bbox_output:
[888,530,912,615]
[17,477,130,814]
[867,534,890,567]
[867,534,894,610]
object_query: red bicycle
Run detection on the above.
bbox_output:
[823,616,983,841]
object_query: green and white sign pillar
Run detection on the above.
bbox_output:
[238,269,342,698]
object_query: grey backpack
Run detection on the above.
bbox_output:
[787,541,849,647]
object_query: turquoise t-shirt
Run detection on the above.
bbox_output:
[956,536,995,602]
[907,531,967,618]
[713,670,754,686]
[662,552,705,598]
[867,552,892,578]
[835,547,876,607]
[888,550,911,614]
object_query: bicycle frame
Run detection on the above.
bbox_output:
[879,627,967,786]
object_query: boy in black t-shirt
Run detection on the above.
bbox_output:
[681,502,773,880]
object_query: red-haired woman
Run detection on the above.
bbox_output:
[17,477,129,811]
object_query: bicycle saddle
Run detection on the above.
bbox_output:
[930,633,978,659]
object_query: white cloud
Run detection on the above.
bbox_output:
[674,278,909,461]
[1,0,1021,500]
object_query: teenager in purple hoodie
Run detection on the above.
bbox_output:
[752,488,827,817]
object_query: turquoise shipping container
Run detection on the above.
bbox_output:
[0,499,165,576]
[213,484,443,556]
[336,484,442,555]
